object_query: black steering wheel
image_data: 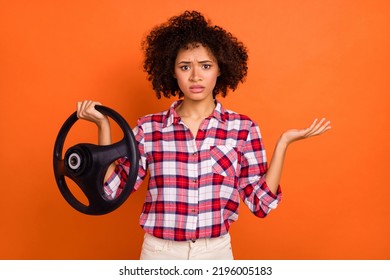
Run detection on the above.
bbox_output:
[53,105,139,215]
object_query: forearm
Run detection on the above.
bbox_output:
[97,118,116,182]
[97,118,112,146]
[265,135,289,194]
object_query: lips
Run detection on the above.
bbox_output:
[189,85,205,93]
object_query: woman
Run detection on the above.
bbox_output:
[77,11,331,260]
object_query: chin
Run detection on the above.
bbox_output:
[184,93,212,102]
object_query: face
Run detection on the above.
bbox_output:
[174,44,220,102]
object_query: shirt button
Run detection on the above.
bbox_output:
[193,179,197,183]
[193,152,197,156]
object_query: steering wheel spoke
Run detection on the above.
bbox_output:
[90,139,128,167]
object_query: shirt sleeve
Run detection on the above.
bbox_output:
[103,123,148,200]
[238,122,282,217]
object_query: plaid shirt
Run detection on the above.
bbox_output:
[105,100,282,241]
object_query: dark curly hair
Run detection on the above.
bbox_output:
[142,10,248,99]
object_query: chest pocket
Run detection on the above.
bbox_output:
[210,145,239,177]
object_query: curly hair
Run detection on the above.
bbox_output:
[142,10,248,99]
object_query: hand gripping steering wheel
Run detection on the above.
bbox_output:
[53,105,139,215]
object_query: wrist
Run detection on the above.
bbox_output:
[97,117,112,146]
[277,133,290,149]
[97,116,110,130]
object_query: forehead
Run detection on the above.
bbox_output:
[175,44,217,62]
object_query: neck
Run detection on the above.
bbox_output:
[176,97,216,119]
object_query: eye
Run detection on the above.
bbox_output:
[202,64,212,69]
[180,65,190,71]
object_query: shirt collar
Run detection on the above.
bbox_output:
[164,99,227,128]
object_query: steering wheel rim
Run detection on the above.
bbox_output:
[53,105,139,215]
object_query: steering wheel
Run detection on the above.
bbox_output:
[53,105,139,215]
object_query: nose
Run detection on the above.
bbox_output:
[189,67,202,82]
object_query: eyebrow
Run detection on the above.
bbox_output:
[177,60,214,64]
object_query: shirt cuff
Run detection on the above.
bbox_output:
[259,177,282,207]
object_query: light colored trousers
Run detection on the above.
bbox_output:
[140,233,234,260]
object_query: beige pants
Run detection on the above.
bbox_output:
[140,233,234,260]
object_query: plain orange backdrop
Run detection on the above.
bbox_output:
[1,0,389,260]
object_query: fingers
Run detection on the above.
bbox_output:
[300,118,319,136]
[305,118,331,138]
[76,100,104,122]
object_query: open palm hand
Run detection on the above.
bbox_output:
[281,118,331,145]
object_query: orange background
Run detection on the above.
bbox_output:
[1,0,389,260]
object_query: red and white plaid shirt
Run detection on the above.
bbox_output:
[105,100,282,241]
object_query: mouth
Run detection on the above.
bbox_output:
[189,85,205,93]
